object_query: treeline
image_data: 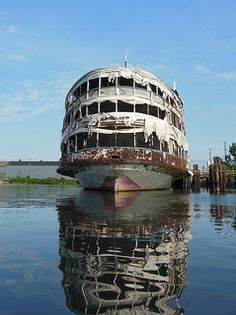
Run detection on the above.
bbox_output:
[7,176,79,185]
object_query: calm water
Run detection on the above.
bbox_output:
[0,185,235,315]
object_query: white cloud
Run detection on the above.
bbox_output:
[0,50,26,62]
[0,24,18,33]
[194,64,211,75]
[213,72,236,81]
[6,24,18,33]
[194,64,236,81]
[155,64,168,70]
[0,72,79,123]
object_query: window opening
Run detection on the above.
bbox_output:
[149,105,158,117]
[87,133,97,148]
[136,104,148,114]
[101,77,115,87]
[162,141,169,153]
[74,109,80,120]
[89,78,99,90]
[100,101,115,113]
[99,133,115,147]
[118,77,133,86]
[158,87,163,97]
[69,136,76,152]
[77,133,87,150]
[81,106,86,117]
[150,84,157,93]
[81,82,87,95]
[159,109,166,120]
[136,132,148,147]
[118,101,133,112]
[88,102,98,115]
[117,133,134,147]
[153,132,160,150]
[135,82,147,90]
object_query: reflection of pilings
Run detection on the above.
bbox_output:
[209,157,227,192]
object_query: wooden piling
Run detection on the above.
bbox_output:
[192,164,200,191]
[209,157,227,192]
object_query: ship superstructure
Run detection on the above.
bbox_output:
[57,66,189,191]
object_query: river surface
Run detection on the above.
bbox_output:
[0,185,235,315]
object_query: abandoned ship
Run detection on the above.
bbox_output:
[57,66,190,191]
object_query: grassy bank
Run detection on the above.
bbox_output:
[3,176,79,185]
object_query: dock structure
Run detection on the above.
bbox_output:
[209,157,227,192]
[191,157,236,191]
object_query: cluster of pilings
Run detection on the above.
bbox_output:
[191,157,235,192]
[208,157,227,192]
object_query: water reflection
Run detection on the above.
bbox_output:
[56,190,191,315]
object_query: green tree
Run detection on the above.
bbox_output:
[229,142,236,161]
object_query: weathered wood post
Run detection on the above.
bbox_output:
[209,157,227,192]
[192,164,200,191]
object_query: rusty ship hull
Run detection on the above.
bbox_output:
[57,66,189,191]
[58,148,188,191]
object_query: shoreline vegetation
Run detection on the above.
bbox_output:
[0,176,79,185]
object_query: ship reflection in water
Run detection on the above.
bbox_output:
[56,190,191,315]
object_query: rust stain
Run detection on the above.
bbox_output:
[58,147,188,178]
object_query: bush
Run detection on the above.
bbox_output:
[8,176,79,185]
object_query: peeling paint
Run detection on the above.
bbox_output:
[58,66,190,190]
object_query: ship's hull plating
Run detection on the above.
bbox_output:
[58,148,189,191]
[75,164,172,191]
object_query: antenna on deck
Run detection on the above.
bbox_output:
[124,49,128,67]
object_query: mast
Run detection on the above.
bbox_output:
[124,49,128,67]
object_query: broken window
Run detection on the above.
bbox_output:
[149,105,158,117]
[101,77,115,87]
[153,132,160,150]
[81,106,86,117]
[118,101,133,112]
[150,84,157,93]
[100,101,115,113]
[88,102,98,115]
[178,122,182,132]
[136,103,148,114]
[162,141,169,153]
[72,90,77,99]
[87,133,97,148]
[136,132,147,147]
[69,136,76,153]
[159,109,166,120]
[158,87,163,97]
[99,133,115,147]
[77,133,87,150]
[61,143,67,155]
[74,109,80,120]
[67,111,73,125]
[170,97,175,106]
[117,133,134,147]
[89,78,99,90]
[75,86,80,98]
[135,82,147,90]
[81,82,87,95]
[118,77,133,86]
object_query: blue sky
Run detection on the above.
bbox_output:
[0,0,235,165]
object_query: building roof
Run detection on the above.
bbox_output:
[9,161,59,166]
[0,161,9,167]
